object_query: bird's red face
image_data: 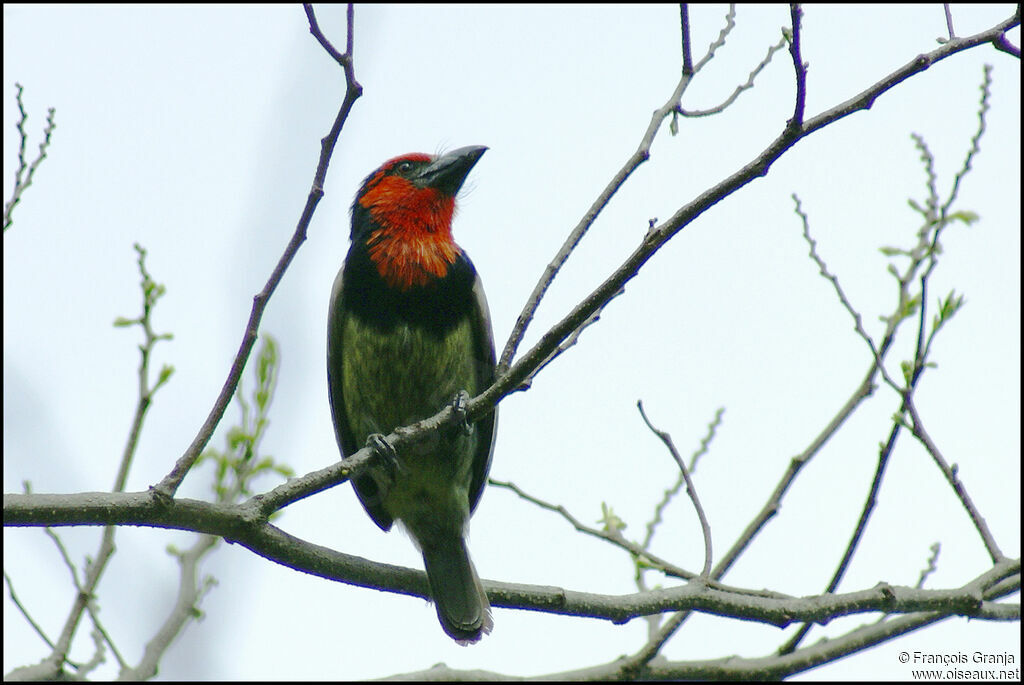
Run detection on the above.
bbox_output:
[354,147,486,291]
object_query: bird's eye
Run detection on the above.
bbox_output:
[395,161,414,175]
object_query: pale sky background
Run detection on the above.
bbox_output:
[3,4,1020,680]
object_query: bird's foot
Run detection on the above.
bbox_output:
[366,433,400,483]
[451,390,473,436]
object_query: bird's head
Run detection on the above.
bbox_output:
[351,146,487,291]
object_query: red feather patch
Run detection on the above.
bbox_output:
[358,157,461,291]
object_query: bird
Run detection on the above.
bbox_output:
[327,145,497,643]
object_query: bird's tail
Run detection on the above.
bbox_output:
[420,534,492,644]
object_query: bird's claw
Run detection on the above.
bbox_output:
[451,390,472,436]
[366,433,400,483]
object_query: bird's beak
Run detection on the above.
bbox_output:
[416,145,488,196]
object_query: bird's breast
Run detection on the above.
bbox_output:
[340,313,481,525]
[340,312,480,449]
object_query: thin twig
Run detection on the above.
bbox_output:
[603,400,724,682]
[787,4,807,128]
[943,4,956,41]
[34,244,173,677]
[4,83,57,232]
[941,64,990,217]
[680,4,693,75]
[779,409,907,655]
[478,11,1021,442]
[679,35,787,117]
[516,285,625,391]
[642,407,723,553]
[780,81,1000,649]
[491,477,792,603]
[794,194,886,371]
[153,4,362,498]
[490,479,694,582]
[636,401,713,579]
[779,181,932,656]
[916,543,941,590]
[691,4,738,75]
[904,397,1004,562]
[113,244,174,493]
[3,570,55,651]
[898,67,1003,564]
[42,527,128,671]
[496,5,741,374]
[126,336,284,679]
[305,4,349,66]
[125,534,220,680]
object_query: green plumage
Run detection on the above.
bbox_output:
[338,313,481,532]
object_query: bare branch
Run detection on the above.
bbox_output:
[794,194,888,374]
[691,4,738,74]
[679,4,693,76]
[153,4,362,498]
[491,478,697,582]
[630,401,716,665]
[642,407,723,556]
[516,285,625,392]
[411,560,1019,681]
[780,86,1001,646]
[636,401,713,580]
[304,4,349,66]
[18,244,175,679]
[42,525,128,673]
[4,492,1018,629]
[679,35,787,117]
[904,396,1005,563]
[3,570,55,652]
[618,560,1018,679]
[124,535,219,680]
[787,4,807,128]
[481,14,1021,437]
[942,4,956,41]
